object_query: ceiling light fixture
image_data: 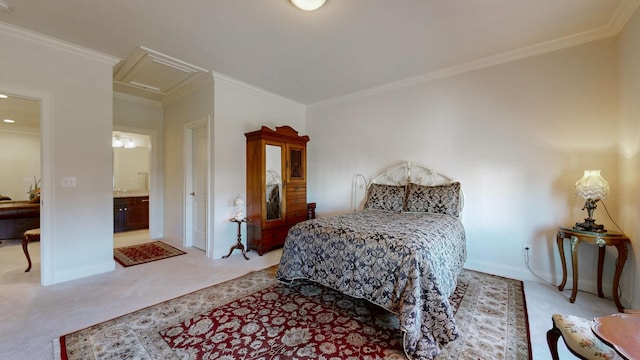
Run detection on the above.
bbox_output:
[0,94,8,99]
[112,136,124,148]
[3,119,15,123]
[290,0,326,11]
[113,135,137,148]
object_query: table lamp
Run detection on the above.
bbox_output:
[234,195,245,220]
[574,170,609,232]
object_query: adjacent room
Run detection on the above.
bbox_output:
[1,1,639,359]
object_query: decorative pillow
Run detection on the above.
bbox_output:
[404,182,461,216]
[364,184,406,212]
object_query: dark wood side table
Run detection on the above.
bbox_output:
[556,226,630,312]
[223,218,249,260]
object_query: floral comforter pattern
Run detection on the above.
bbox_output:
[276,209,467,359]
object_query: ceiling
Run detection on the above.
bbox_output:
[0,0,638,108]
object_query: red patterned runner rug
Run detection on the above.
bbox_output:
[57,267,531,359]
[113,241,186,267]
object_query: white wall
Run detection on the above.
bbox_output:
[212,75,305,259]
[306,38,621,292]
[163,77,214,245]
[0,129,40,200]
[0,22,119,284]
[618,8,640,309]
[162,74,305,260]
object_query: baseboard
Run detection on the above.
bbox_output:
[464,259,537,282]
[465,259,620,301]
[50,260,115,285]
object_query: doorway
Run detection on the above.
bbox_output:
[112,130,152,248]
[0,91,44,281]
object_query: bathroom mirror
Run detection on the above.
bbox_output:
[113,131,150,194]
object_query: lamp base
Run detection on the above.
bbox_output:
[574,218,607,233]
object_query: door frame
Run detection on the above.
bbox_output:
[0,83,54,285]
[183,116,210,254]
[112,126,161,239]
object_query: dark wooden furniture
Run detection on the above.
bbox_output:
[556,226,630,312]
[223,218,249,260]
[307,202,316,220]
[23,228,40,272]
[113,196,149,233]
[0,201,40,240]
[245,125,309,255]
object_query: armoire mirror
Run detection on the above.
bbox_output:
[265,144,282,221]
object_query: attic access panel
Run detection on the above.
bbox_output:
[114,46,209,97]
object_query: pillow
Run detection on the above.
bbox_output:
[404,182,461,217]
[363,183,406,212]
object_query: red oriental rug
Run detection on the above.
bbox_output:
[113,241,186,267]
[56,267,531,359]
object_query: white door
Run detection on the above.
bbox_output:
[191,124,207,250]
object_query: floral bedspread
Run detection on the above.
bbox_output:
[276,209,467,359]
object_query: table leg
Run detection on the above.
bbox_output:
[569,238,580,303]
[222,221,250,260]
[22,237,32,272]
[612,243,628,312]
[237,222,249,260]
[557,233,568,291]
[597,246,605,298]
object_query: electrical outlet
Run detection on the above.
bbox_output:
[522,244,531,256]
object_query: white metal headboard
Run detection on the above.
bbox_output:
[351,162,463,213]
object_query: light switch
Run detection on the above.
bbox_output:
[61,177,77,187]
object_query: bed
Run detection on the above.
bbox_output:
[276,162,466,359]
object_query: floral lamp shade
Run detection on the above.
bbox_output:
[574,170,609,232]
[575,170,609,200]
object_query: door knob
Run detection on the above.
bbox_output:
[189,192,195,196]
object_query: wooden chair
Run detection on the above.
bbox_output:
[546,314,621,360]
[22,228,40,272]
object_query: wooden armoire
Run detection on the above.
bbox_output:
[245,125,310,255]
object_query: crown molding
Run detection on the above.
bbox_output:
[0,21,120,65]
[113,91,163,108]
[609,0,640,34]
[212,72,305,109]
[309,0,640,110]
[162,71,214,106]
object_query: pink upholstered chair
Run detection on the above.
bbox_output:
[547,314,622,360]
